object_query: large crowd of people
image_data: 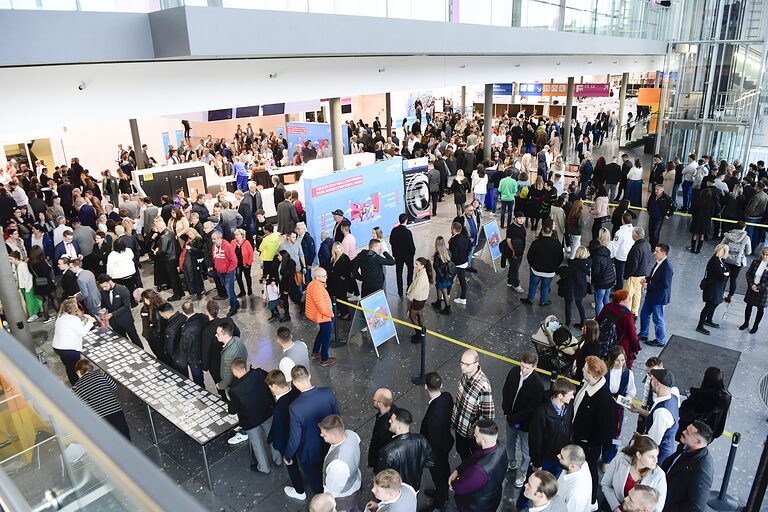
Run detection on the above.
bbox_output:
[1,104,764,512]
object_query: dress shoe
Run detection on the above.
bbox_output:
[519,298,533,305]
[226,309,238,316]
[540,301,552,306]
[645,339,666,347]
[424,489,436,498]
[237,291,246,298]
[638,335,648,342]
[466,267,478,273]
[750,325,759,334]
[168,295,183,302]
[439,306,451,315]
[703,320,720,328]
[279,314,291,322]
[696,325,711,335]
[739,322,749,330]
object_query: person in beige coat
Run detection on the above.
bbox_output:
[406,257,433,343]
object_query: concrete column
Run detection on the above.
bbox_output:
[561,77,575,160]
[461,85,467,115]
[655,45,673,154]
[0,241,33,352]
[483,83,493,160]
[385,92,392,139]
[558,0,566,30]
[617,72,629,147]
[129,119,144,170]
[329,97,344,172]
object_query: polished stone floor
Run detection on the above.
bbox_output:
[34,141,768,511]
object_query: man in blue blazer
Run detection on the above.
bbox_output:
[266,370,304,499]
[283,365,340,499]
[53,231,82,273]
[639,243,674,347]
[420,372,454,512]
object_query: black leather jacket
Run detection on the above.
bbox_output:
[377,433,434,491]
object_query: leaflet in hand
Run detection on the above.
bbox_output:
[615,395,633,409]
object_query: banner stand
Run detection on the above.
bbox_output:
[346,290,399,358]
[481,220,503,273]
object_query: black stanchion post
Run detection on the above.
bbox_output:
[745,434,768,512]
[708,432,741,511]
[411,325,427,385]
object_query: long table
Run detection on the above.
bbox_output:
[81,329,239,489]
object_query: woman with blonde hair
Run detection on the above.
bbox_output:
[451,169,469,216]
[696,243,731,335]
[431,236,455,315]
[407,257,434,342]
[52,298,96,385]
[327,241,352,320]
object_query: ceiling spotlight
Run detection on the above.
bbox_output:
[459,64,466,69]
[268,73,278,79]
[556,62,561,66]
[378,67,385,73]
[634,60,638,63]
[613,60,618,64]
[587,60,593,64]
[515,64,520,67]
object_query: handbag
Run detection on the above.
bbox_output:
[294,269,305,287]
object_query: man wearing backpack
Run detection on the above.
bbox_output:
[595,290,640,368]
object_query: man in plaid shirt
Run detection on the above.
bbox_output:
[451,349,495,460]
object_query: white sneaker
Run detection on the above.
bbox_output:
[514,474,526,487]
[234,426,242,432]
[27,315,38,322]
[361,327,368,332]
[227,432,248,445]
[453,298,467,305]
[284,486,306,501]
[513,285,525,293]
[44,317,56,324]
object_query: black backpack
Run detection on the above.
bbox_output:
[597,309,623,357]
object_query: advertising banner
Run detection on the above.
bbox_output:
[175,130,185,149]
[541,83,569,97]
[402,157,431,225]
[482,220,503,263]
[574,83,611,97]
[518,83,543,96]
[359,290,398,355]
[492,83,513,104]
[286,122,350,156]
[303,157,405,247]
[162,132,170,160]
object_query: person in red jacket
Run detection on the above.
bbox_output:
[233,228,254,297]
[212,230,239,316]
[594,289,640,368]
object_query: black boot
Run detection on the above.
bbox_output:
[695,240,704,254]
[690,239,696,253]
[439,305,451,315]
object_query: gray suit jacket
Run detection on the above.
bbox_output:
[143,205,159,236]
[76,269,101,317]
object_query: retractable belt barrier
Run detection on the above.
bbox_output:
[582,199,768,229]
[334,297,734,438]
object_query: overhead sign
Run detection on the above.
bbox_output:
[518,83,543,96]
[574,83,611,97]
[492,84,513,103]
[541,83,569,97]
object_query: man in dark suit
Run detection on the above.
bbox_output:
[639,243,674,347]
[266,370,303,498]
[54,230,82,266]
[388,214,416,298]
[283,366,340,499]
[369,387,396,470]
[646,184,675,249]
[660,421,714,512]
[97,274,141,348]
[420,372,454,512]
[501,352,545,488]
[76,197,97,230]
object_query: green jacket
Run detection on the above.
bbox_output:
[498,176,518,201]
[218,336,248,391]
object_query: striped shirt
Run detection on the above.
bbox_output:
[73,371,122,418]
[451,367,495,438]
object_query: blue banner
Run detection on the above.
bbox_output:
[518,83,543,96]
[482,220,503,261]
[360,290,398,349]
[162,132,170,159]
[286,122,349,156]
[303,158,405,248]
[175,130,185,149]
[493,83,513,96]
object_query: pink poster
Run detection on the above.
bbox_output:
[574,83,610,97]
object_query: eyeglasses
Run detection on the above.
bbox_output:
[460,360,478,366]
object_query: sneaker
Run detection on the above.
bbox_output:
[44,317,56,324]
[320,357,337,367]
[284,486,306,501]
[361,327,368,332]
[453,298,467,305]
[512,285,525,293]
[514,474,526,487]
[234,426,242,432]
[227,432,248,445]
[26,315,38,322]
[519,298,533,305]
[310,352,320,360]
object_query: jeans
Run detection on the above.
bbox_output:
[649,217,664,248]
[606,183,618,202]
[671,182,681,206]
[189,364,204,387]
[506,255,522,286]
[614,259,626,290]
[218,270,238,312]
[488,189,498,212]
[527,271,553,305]
[54,348,81,386]
[682,181,693,210]
[564,293,586,326]
[312,321,333,361]
[506,424,530,472]
[467,244,477,267]
[456,267,467,299]
[725,263,741,296]
[594,288,611,316]
[475,192,486,205]
[746,217,763,253]
[500,199,515,227]
[639,300,666,344]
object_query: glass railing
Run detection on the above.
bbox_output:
[0,0,675,40]
[0,331,206,512]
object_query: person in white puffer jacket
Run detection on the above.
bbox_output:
[612,212,636,290]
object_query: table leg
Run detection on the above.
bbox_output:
[146,405,158,445]
[201,445,213,490]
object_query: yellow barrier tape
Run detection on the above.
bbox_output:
[582,199,768,228]
[336,298,581,385]
[336,299,736,437]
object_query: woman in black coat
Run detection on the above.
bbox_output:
[451,171,470,216]
[573,355,616,505]
[696,244,730,335]
[277,250,298,322]
[741,247,768,334]
[677,367,732,441]
[610,199,637,236]
[557,246,591,328]
[689,184,719,254]
[327,242,352,320]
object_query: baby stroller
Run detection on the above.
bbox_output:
[531,315,581,378]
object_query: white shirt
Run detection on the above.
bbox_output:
[755,260,768,285]
[627,166,643,181]
[608,368,637,399]
[557,463,593,512]
[106,248,136,280]
[51,314,94,351]
[612,224,635,262]
[10,186,28,207]
[323,430,362,498]
[53,225,69,246]
[646,394,676,444]
[682,162,697,181]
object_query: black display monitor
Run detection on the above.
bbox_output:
[207,109,233,121]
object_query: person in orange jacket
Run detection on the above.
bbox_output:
[305,267,336,367]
